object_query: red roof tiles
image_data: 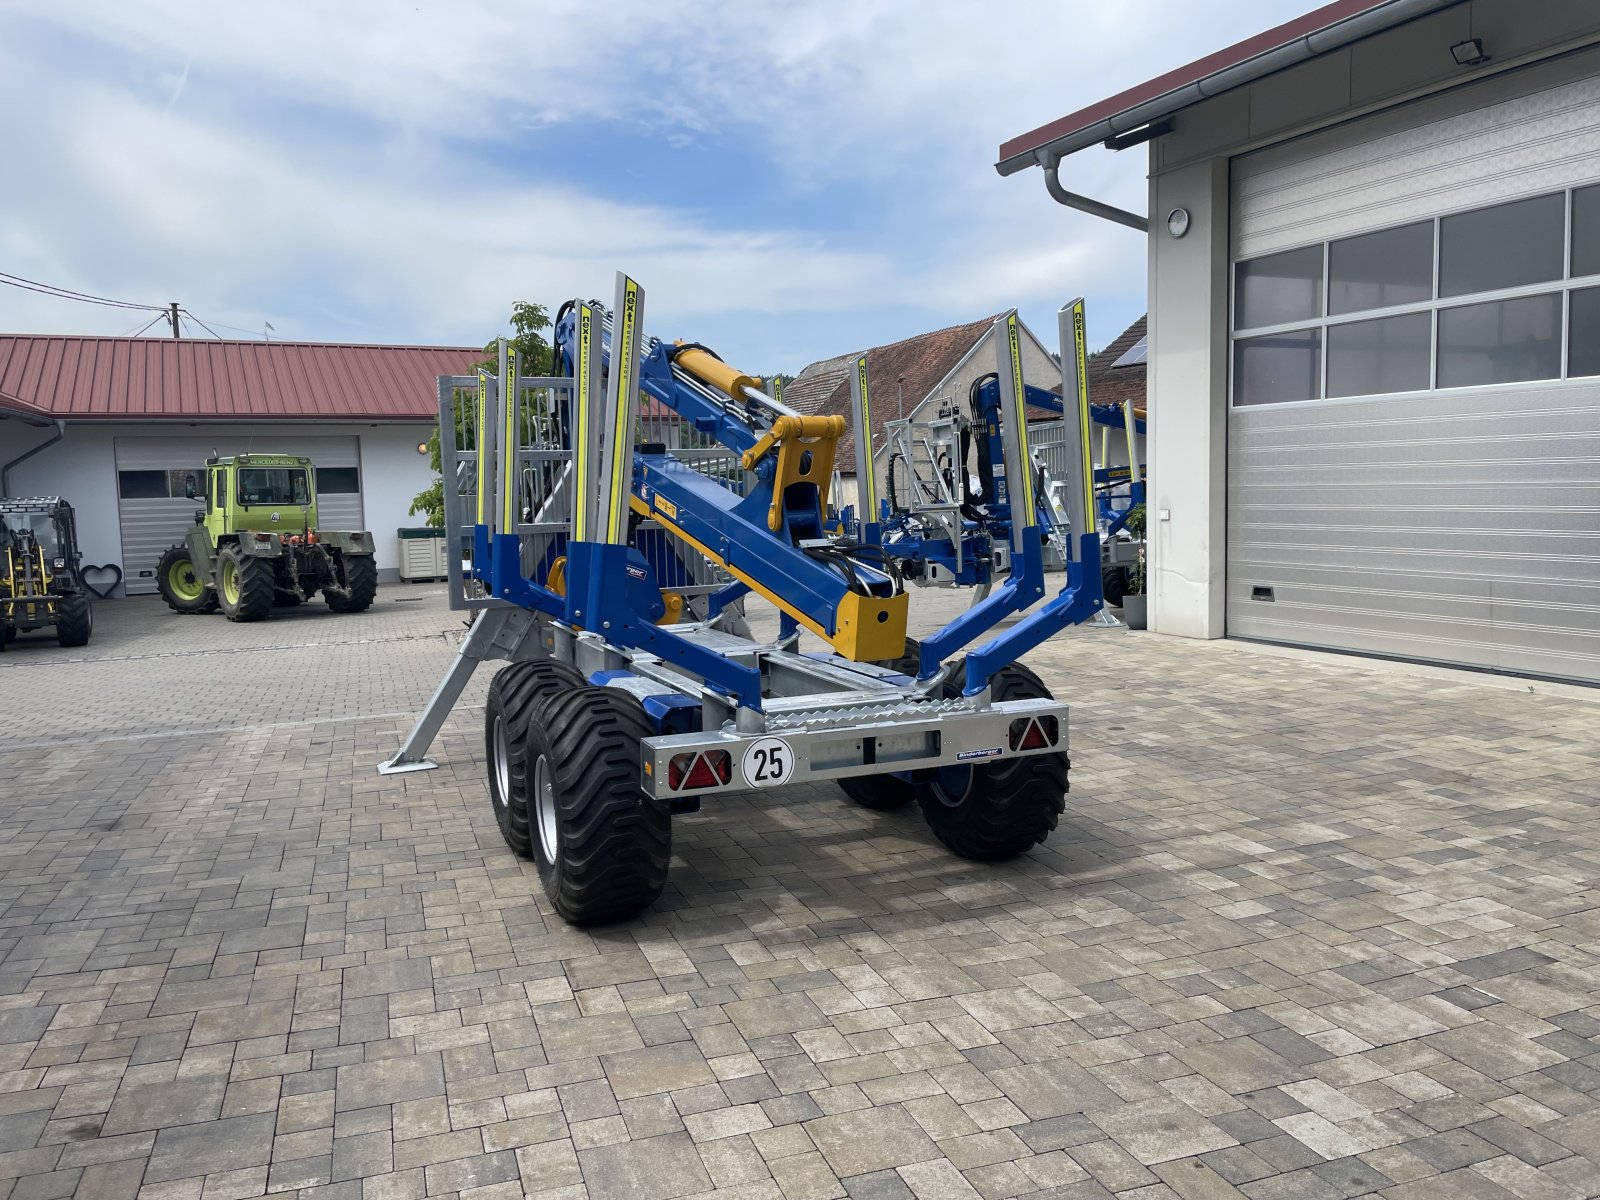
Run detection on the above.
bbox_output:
[0,335,484,422]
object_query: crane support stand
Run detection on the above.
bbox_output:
[383,272,1087,926]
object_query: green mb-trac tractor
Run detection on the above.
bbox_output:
[157,453,377,622]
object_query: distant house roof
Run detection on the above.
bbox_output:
[0,335,484,422]
[1086,315,1147,412]
[793,315,1000,466]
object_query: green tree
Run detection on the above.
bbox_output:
[410,301,554,526]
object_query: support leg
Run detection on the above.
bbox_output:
[379,607,521,774]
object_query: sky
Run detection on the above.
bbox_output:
[0,1,1299,373]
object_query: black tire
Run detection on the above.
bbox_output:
[916,662,1068,861]
[485,659,587,857]
[325,553,378,613]
[217,546,276,623]
[1101,565,1129,608]
[157,545,217,615]
[523,687,671,925]
[838,775,917,812]
[55,593,92,648]
[836,641,924,811]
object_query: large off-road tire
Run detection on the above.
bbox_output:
[217,546,276,623]
[324,553,378,613]
[522,687,671,925]
[55,593,92,648]
[157,545,218,614]
[837,641,924,811]
[485,659,587,857]
[916,663,1068,861]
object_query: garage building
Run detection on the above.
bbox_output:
[999,0,1600,685]
[0,335,481,593]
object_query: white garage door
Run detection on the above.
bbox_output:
[115,436,364,594]
[1227,49,1600,685]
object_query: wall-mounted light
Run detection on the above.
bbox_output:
[417,441,429,455]
[1451,38,1488,66]
[1166,208,1191,239]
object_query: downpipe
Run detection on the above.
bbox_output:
[1,419,65,496]
[1042,156,1149,233]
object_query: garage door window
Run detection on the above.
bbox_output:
[118,469,205,499]
[316,466,360,494]
[1233,186,1600,405]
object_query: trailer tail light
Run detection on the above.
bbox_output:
[1008,715,1058,752]
[667,750,732,791]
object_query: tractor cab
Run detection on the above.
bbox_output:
[202,454,319,537]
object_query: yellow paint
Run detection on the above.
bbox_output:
[853,356,876,514]
[501,347,518,532]
[607,278,641,544]
[573,306,596,542]
[657,590,685,626]
[833,591,908,661]
[1005,314,1036,528]
[474,370,490,525]
[1070,300,1095,533]
[675,344,759,400]
[738,414,847,533]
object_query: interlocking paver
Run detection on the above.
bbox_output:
[0,586,1597,1199]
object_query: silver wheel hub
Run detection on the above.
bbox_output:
[491,716,511,811]
[534,755,557,865]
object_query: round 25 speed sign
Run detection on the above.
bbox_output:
[741,737,795,787]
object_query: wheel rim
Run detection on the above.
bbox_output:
[534,754,558,866]
[167,558,203,602]
[932,764,974,806]
[491,716,511,811]
[220,557,240,605]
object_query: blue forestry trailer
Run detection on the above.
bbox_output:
[875,300,1146,603]
[383,274,1106,925]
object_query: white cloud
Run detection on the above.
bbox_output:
[0,0,1294,365]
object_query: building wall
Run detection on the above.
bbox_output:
[1143,0,1600,637]
[3,420,434,587]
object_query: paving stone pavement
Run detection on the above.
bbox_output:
[1,586,1598,1200]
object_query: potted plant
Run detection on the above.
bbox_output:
[1120,504,1148,630]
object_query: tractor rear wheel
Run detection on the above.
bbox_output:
[916,662,1068,861]
[217,546,275,622]
[157,546,217,615]
[325,553,378,613]
[485,659,587,857]
[523,687,671,925]
[55,593,92,648]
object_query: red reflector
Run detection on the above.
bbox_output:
[668,750,733,792]
[668,752,693,790]
[1008,717,1057,752]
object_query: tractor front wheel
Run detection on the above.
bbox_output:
[156,546,218,615]
[217,546,275,622]
[55,593,92,647]
[916,663,1068,861]
[485,659,587,857]
[325,553,378,613]
[522,687,671,925]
